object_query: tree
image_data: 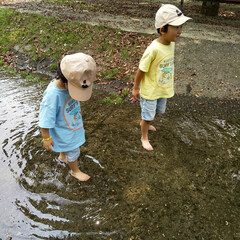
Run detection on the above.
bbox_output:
[201,0,220,16]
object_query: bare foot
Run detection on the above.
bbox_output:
[58,152,68,163]
[141,138,154,151]
[71,170,90,181]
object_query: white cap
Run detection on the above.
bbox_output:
[60,52,97,101]
[155,4,192,29]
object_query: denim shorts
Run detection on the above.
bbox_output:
[140,97,167,121]
[65,147,80,162]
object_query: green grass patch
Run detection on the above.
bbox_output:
[103,95,123,105]
[101,68,120,80]
[0,8,142,62]
[102,90,129,105]
[20,71,41,82]
[0,8,151,83]
[0,66,17,73]
[49,62,58,71]
[0,8,116,61]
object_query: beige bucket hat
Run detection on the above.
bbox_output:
[155,4,192,29]
[60,52,97,101]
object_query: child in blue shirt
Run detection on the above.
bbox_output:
[132,4,191,151]
[39,52,96,181]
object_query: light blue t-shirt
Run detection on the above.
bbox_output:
[39,81,85,152]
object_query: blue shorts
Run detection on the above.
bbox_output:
[140,97,167,121]
[65,147,80,162]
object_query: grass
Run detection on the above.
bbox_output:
[0,66,17,73]
[0,8,151,77]
[102,92,125,105]
[101,68,120,80]
[20,71,41,83]
[0,7,153,103]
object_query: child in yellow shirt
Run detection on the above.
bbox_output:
[132,4,191,151]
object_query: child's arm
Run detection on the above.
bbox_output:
[40,128,54,151]
[132,68,145,101]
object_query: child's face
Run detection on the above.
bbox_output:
[162,25,183,44]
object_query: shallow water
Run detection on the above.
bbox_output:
[0,71,240,240]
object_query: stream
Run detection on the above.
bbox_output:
[0,71,240,239]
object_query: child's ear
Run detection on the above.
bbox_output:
[160,27,166,35]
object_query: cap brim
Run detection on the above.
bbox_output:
[169,16,192,26]
[68,83,93,101]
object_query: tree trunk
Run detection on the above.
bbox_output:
[201,0,220,16]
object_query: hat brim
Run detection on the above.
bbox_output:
[168,16,192,26]
[68,83,93,102]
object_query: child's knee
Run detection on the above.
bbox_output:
[65,148,80,162]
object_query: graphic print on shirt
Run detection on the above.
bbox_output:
[63,97,83,131]
[155,53,174,88]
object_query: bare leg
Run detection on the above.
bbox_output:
[58,152,68,163]
[68,160,90,181]
[140,119,153,151]
[140,122,156,131]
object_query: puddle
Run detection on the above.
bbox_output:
[0,71,240,239]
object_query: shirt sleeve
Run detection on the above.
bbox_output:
[139,46,155,73]
[39,88,58,129]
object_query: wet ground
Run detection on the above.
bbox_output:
[0,71,240,239]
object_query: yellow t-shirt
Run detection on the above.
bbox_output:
[139,40,175,100]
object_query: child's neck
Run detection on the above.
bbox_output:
[54,78,67,89]
[157,36,171,45]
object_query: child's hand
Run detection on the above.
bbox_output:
[43,139,54,152]
[132,88,140,102]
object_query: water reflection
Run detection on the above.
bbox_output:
[0,71,239,239]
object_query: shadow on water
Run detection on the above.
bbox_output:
[0,71,240,239]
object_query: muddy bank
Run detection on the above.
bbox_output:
[7,35,240,100]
